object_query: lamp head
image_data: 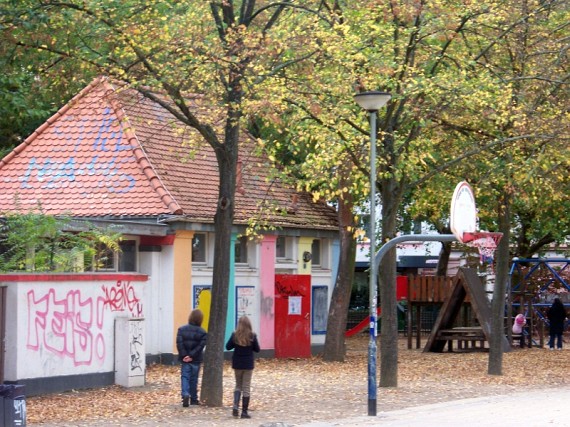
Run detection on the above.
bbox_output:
[354,91,391,112]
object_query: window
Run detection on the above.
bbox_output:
[276,236,286,258]
[235,236,248,264]
[92,242,115,271]
[311,239,321,266]
[192,233,207,263]
[118,240,137,271]
[89,239,137,272]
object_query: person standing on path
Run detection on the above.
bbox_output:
[176,309,207,407]
[547,298,567,350]
[225,315,260,419]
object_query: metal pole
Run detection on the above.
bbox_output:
[369,233,457,416]
[368,110,377,416]
[374,234,458,268]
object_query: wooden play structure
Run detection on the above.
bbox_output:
[406,273,481,350]
[406,274,457,349]
[423,268,510,353]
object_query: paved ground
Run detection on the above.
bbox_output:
[33,387,570,427]
[27,337,569,427]
[299,387,570,426]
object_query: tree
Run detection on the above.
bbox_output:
[463,0,569,374]
[268,1,509,386]
[400,0,569,374]
[0,208,121,272]
[0,31,91,155]
[265,0,568,384]
[2,0,328,405]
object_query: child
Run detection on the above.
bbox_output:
[225,316,260,418]
[512,313,526,348]
[176,309,207,407]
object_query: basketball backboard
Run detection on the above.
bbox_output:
[450,181,477,243]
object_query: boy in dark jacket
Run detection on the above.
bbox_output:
[176,309,207,407]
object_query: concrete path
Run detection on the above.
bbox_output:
[298,387,569,427]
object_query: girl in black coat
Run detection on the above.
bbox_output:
[225,315,260,418]
[547,298,567,350]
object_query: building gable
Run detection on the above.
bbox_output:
[0,78,179,217]
[0,78,337,231]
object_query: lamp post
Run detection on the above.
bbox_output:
[354,90,391,417]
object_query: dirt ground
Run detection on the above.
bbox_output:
[27,335,569,426]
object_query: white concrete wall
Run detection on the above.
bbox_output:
[3,276,146,381]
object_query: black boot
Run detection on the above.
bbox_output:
[182,396,189,407]
[232,390,241,417]
[241,396,251,419]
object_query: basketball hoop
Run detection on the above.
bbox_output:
[449,182,503,267]
[463,231,503,264]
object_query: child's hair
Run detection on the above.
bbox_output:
[188,309,204,327]
[234,316,254,346]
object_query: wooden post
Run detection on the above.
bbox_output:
[528,298,534,348]
[407,301,412,350]
[416,305,421,349]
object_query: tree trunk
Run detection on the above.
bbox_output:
[488,192,511,375]
[435,226,452,277]
[200,85,240,405]
[323,177,356,362]
[379,179,399,387]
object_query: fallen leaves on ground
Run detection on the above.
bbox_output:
[27,336,570,426]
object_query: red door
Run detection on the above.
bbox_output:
[274,274,311,358]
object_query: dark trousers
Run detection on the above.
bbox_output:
[549,333,563,349]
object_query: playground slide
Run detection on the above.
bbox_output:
[345,307,382,337]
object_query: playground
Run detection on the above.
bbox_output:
[346,259,570,353]
[27,333,569,427]
[26,263,570,426]
[25,179,569,426]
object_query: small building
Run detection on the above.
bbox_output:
[0,77,339,394]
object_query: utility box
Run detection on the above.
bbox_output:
[0,384,26,426]
[115,317,145,387]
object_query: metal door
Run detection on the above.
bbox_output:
[274,274,311,358]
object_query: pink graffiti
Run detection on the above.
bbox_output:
[27,288,106,366]
[101,280,143,316]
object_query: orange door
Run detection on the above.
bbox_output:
[274,274,311,358]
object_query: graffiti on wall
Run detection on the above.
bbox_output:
[27,280,142,366]
[102,280,143,316]
[260,289,273,319]
[129,320,144,373]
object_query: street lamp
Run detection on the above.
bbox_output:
[354,90,391,417]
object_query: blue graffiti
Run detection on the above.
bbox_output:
[19,111,136,193]
[92,108,132,152]
[20,155,136,193]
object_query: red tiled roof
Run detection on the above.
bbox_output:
[0,78,338,231]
